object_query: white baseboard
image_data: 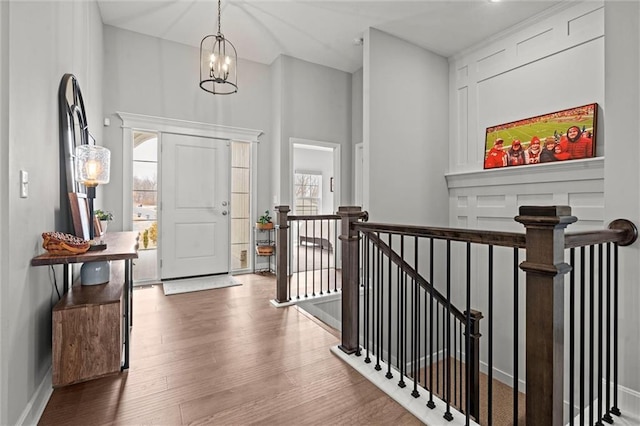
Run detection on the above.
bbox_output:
[331,345,479,426]
[16,367,52,426]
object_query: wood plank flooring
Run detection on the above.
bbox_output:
[39,273,421,425]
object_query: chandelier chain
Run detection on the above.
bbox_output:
[217,0,222,35]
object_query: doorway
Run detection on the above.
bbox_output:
[118,113,262,282]
[290,138,340,215]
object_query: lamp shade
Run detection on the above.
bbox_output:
[75,145,110,187]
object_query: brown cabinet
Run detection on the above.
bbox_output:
[32,232,139,387]
[52,265,124,387]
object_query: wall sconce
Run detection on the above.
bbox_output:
[75,144,111,285]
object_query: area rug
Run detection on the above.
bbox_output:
[162,275,241,296]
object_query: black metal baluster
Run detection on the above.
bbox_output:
[364,234,371,364]
[513,247,518,426]
[465,242,471,426]
[454,319,458,408]
[603,243,613,424]
[311,220,316,296]
[428,238,436,409]
[287,220,291,297]
[319,219,324,295]
[444,240,453,421]
[396,237,402,383]
[580,246,585,424]
[590,245,595,426]
[569,248,575,425]
[376,233,382,371]
[386,234,393,380]
[611,243,620,417]
[304,219,308,298]
[412,236,420,398]
[334,219,338,293]
[398,235,406,387]
[488,245,494,426]
[296,220,300,299]
[597,244,604,426]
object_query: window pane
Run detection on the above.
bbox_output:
[231,193,249,218]
[133,161,157,190]
[231,168,249,193]
[133,135,158,161]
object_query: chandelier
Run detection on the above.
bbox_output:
[199,0,238,95]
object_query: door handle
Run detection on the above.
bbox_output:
[222,201,228,206]
[222,211,228,216]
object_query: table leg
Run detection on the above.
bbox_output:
[122,259,132,370]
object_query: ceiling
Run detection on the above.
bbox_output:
[97,0,564,73]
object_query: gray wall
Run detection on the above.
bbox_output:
[272,55,353,207]
[0,2,103,424]
[604,0,640,403]
[102,26,274,231]
[364,28,449,225]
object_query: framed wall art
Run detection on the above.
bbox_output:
[483,103,597,169]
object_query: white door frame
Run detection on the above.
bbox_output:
[354,142,363,208]
[117,112,262,276]
[289,137,341,214]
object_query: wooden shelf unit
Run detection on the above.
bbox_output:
[32,232,139,387]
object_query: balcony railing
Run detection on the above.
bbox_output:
[335,205,636,425]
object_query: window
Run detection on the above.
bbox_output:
[230,141,251,271]
[132,131,158,282]
[294,172,322,215]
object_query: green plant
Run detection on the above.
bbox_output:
[258,210,272,224]
[142,229,149,249]
[95,209,113,221]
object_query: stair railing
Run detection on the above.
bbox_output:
[338,205,637,426]
[274,205,341,304]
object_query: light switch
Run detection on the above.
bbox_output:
[20,170,28,198]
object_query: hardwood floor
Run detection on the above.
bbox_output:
[39,273,422,425]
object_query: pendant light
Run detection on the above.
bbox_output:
[199,0,238,95]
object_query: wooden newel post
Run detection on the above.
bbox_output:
[337,206,363,355]
[515,206,577,426]
[466,309,483,423]
[275,205,290,304]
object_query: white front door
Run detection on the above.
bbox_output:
[160,133,230,280]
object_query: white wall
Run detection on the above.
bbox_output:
[446,0,640,414]
[273,55,352,207]
[0,2,103,424]
[364,28,449,225]
[102,26,273,231]
[603,1,640,411]
[351,68,363,206]
[0,2,8,422]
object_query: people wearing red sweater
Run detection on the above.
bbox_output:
[554,143,572,161]
[484,138,507,169]
[559,125,593,159]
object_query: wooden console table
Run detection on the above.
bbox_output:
[31,232,138,386]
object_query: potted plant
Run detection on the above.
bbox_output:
[95,209,113,235]
[256,210,273,230]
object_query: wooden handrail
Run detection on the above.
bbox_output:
[355,219,638,250]
[287,213,341,221]
[355,222,526,248]
[365,231,466,322]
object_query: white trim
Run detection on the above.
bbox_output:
[19,368,53,426]
[331,346,479,426]
[116,112,263,143]
[445,157,604,189]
